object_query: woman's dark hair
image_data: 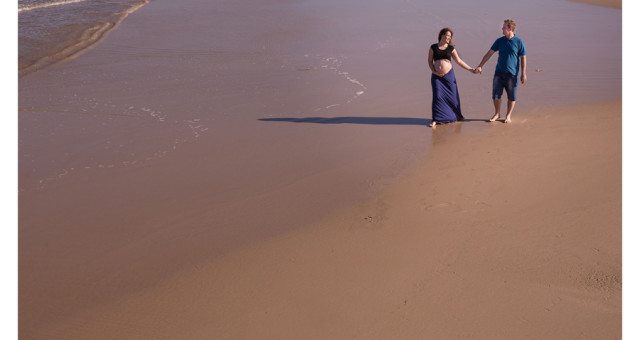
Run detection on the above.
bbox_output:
[438,28,454,47]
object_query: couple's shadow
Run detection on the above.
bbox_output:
[258,116,487,125]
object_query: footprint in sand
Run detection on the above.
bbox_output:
[423,202,452,211]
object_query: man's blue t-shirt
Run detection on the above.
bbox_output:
[491,35,526,76]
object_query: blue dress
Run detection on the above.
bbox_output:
[431,68,464,123]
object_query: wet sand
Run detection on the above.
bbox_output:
[32,99,622,339]
[18,0,622,338]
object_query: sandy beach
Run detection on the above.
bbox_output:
[18,0,622,338]
[26,99,622,339]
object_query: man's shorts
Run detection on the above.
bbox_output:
[492,71,518,101]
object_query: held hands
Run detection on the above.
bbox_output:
[472,66,482,74]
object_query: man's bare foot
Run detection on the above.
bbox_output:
[489,113,501,122]
[429,121,437,128]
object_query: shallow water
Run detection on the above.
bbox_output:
[17,0,622,214]
[18,0,150,75]
[18,0,622,224]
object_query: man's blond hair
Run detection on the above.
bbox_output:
[504,19,516,31]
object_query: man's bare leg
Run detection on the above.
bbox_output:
[504,100,516,123]
[489,99,501,122]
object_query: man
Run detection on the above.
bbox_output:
[474,19,527,123]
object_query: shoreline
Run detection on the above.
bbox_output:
[569,0,621,8]
[18,0,151,78]
[31,98,621,338]
[16,0,620,78]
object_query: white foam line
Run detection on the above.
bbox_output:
[30,104,211,190]
[305,55,370,111]
[149,111,167,122]
[347,76,367,89]
[19,0,87,13]
[320,57,367,91]
[315,104,340,111]
[186,119,209,138]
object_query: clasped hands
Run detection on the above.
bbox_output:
[468,67,527,83]
[433,66,482,76]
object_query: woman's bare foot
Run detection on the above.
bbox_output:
[504,115,512,123]
[429,121,437,128]
[489,113,501,122]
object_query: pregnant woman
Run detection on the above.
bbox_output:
[428,28,476,128]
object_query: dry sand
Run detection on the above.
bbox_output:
[570,0,621,8]
[18,0,622,338]
[29,99,621,339]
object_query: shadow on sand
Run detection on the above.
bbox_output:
[259,117,488,126]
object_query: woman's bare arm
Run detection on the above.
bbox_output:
[452,49,474,72]
[428,48,436,74]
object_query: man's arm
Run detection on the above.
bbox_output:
[520,55,527,84]
[474,49,495,73]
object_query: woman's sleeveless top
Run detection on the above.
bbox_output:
[431,44,454,61]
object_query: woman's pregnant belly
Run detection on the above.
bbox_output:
[434,59,452,76]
